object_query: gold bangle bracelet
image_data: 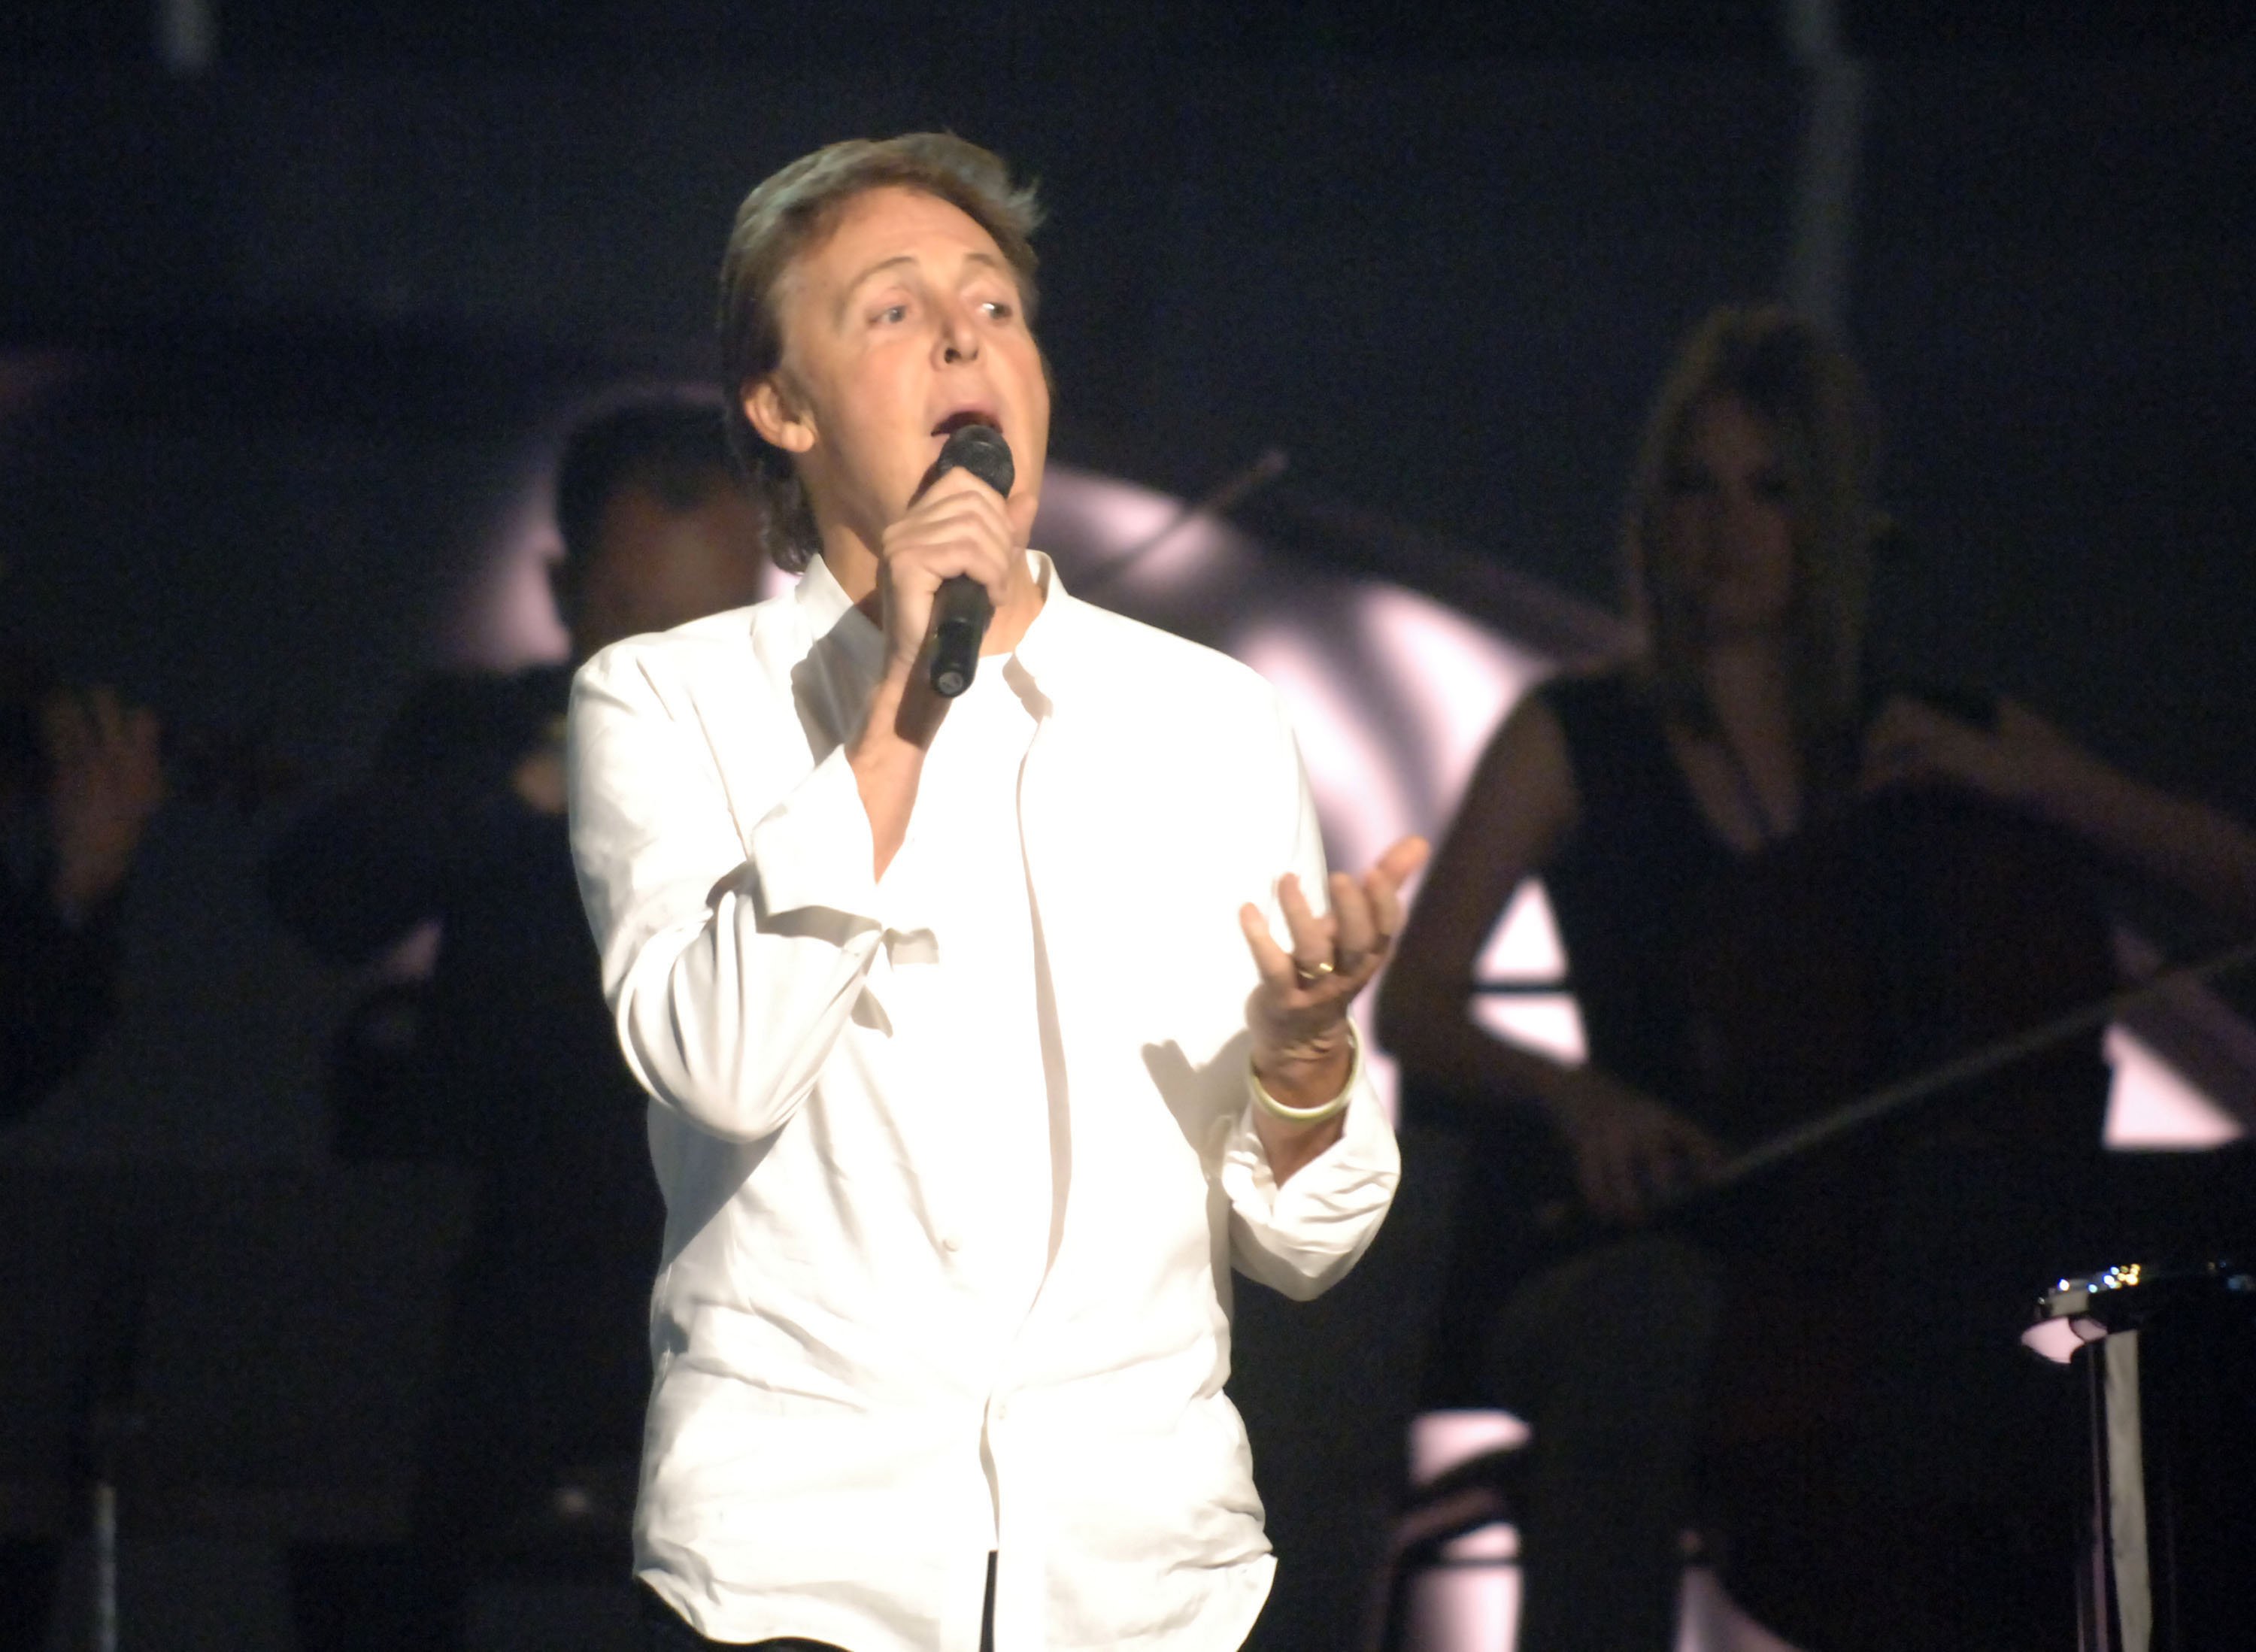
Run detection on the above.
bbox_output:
[1247,1022,1363,1124]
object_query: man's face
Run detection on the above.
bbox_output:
[752,185,1049,562]
[564,477,769,661]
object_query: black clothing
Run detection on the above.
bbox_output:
[3,771,129,1652]
[1533,671,1735,1111]
[268,664,661,1647]
[1412,669,2106,1652]
[2,862,126,1123]
[0,1538,59,1652]
[268,666,631,1167]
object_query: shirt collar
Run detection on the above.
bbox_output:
[794,549,1090,708]
[793,551,887,683]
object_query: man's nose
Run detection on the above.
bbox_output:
[936,301,981,363]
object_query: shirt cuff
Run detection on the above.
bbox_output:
[1218,1060,1396,1219]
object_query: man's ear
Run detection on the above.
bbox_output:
[744,376,816,456]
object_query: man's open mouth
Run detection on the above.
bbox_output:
[930,408,1001,439]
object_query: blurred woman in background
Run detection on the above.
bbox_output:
[1378,304,2256,1652]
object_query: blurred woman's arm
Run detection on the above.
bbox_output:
[1378,692,1721,1222]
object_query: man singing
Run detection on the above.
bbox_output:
[568,133,1425,1652]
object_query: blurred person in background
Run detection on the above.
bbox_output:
[1,649,166,1652]
[1378,305,2256,1652]
[2,659,167,1123]
[267,393,769,1652]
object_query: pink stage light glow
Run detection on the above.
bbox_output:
[452,460,569,669]
[1033,465,1252,600]
[2102,1024,2245,1147]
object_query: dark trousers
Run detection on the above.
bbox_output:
[1481,1233,1724,1652]
[1485,1224,2082,1652]
[640,1553,997,1651]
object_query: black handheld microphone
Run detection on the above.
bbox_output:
[924,423,1015,698]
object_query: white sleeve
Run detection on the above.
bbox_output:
[1220,702,1400,1300]
[567,643,888,1144]
[1220,1073,1399,1301]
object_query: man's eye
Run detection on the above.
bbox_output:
[874,303,908,325]
[980,299,1014,322]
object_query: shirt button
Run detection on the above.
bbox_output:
[942,1234,962,1253]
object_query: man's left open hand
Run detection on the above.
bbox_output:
[1239,835,1428,1106]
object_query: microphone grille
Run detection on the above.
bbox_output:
[936,423,1014,499]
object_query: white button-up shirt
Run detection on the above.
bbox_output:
[567,553,1399,1652]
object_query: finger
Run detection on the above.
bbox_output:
[895,474,1014,545]
[916,471,1016,532]
[878,493,1019,663]
[1330,870,1379,968]
[908,468,1016,543]
[900,502,1017,604]
[1239,902,1300,993]
[1364,835,1429,944]
[1275,873,1336,982]
[890,508,1014,587]
[912,457,1005,508]
[1372,834,1430,890]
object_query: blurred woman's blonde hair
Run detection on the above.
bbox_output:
[1623,304,1885,793]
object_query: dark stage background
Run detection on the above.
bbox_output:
[3,4,2251,1647]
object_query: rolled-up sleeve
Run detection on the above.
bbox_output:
[568,642,888,1144]
[1220,1076,1399,1300]
[1214,694,1399,1300]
